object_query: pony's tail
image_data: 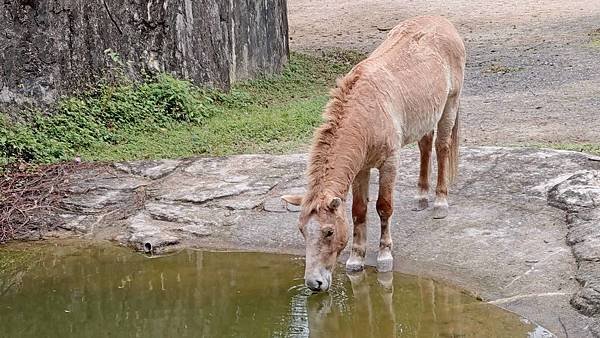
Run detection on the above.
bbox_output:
[447,109,460,185]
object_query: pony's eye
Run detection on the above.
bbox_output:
[323,228,334,238]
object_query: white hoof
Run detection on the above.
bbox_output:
[346,257,365,272]
[376,251,394,272]
[432,203,449,219]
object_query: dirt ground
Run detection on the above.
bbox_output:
[287,0,600,147]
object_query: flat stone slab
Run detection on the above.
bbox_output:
[50,147,600,337]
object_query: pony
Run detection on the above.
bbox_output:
[282,16,465,292]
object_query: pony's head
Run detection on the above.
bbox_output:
[282,193,349,292]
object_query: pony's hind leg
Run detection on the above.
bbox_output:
[414,130,434,211]
[346,169,370,272]
[433,94,460,219]
[376,157,397,272]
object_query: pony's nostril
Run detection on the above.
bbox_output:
[306,278,323,292]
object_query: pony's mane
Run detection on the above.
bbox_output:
[301,70,362,216]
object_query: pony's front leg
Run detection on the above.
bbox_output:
[376,159,396,272]
[346,169,370,272]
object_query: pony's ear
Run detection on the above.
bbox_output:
[329,197,342,210]
[281,194,303,206]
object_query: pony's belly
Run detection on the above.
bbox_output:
[401,130,428,147]
[395,110,443,147]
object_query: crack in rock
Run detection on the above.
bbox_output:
[153,173,280,206]
[145,201,236,226]
[61,189,133,214]
[114,159,184,180]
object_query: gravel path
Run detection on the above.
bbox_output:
[288,0,600,146]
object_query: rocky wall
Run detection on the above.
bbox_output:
[0,0,288,113]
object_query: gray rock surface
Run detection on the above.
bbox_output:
[548,171,600,333]
[0,0,288,113]
[549,171,600,211]
[49,147,600,337]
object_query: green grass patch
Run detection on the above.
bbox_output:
[0,51,365,166]
[522,143,600,155]
[81,96,328,160]
[589,28,600,47]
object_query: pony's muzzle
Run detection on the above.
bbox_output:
[306,278,324,292]
[305,270,332,292]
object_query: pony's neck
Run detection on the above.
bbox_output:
[306,123,367,203]
[304,71,367,209]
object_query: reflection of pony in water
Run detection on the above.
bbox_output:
[305,272,398,337]
[280,272,538,337]
[346,271,397,337]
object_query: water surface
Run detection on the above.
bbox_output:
[0,242,543,337]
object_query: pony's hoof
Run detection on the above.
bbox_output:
[376,253,393,272]
[346,259,365,272]
[412,198,429,211]
[432,204,449,219]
